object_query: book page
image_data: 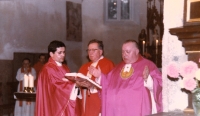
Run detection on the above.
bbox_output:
[65,73,102,89]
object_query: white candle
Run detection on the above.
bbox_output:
[28,74,34,88]
[24,74,28,87]
[143,41,145,55]
[156,39,158,54]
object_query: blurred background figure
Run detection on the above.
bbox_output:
[152,29,159,46]
[138,29,147,54]
[33,54,46,88]
[14,58,36,116]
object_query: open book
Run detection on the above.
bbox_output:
[65,73,102,89]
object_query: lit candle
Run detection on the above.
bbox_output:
[28,74,34,88]
[143,41,145,55]
[24,74,28,87]
[156,39,158,54]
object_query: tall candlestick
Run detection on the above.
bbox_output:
[28,74,34,88]
[143,41,145,55]
[24,74,28,87]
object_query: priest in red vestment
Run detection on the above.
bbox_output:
[76,39,114,116]
[89,40,162,116]
[35,40,76,116]
[33,54,46,87]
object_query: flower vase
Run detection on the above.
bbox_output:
[192,88,200,116]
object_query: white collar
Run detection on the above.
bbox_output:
[55,61,62,66]
[123,64,132,72]
[91,56,104,67]
[93,56,104,63]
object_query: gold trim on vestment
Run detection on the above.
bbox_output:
[120,66,134,79]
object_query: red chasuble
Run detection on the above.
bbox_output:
[76,57,114,116]
[35,58,75,116]
[101,55,162,116]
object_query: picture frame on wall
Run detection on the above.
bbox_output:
[184,0,200,26]
[66,1,82,41]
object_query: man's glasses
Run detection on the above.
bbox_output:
[86,49,99,52]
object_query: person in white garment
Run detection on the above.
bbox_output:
[14,58,36,116]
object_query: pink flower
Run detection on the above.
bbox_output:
[166,61,179,78]
[183,78,197,91]
[180,61,198,78]
[167,61,200,92]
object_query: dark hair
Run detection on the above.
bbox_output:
[48,40,66,54]
[141,29,146,34]
[88,39,104,51]
[123,40,139,49]
[39,54,45,59]
[153,29,158,35]
[22,58,31,63]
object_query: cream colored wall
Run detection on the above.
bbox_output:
[0,0,147,72]
[81,0,147,64]
[162,0,188,112]
[0,0,82,71]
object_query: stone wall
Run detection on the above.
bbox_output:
[0,60,16,115]
[162,0,188,112]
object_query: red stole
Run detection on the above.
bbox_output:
[77,57,114,116]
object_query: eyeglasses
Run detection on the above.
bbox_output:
[86,49,99,52]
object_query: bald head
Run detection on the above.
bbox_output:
[123,40,139,49]
[122,40,139,64]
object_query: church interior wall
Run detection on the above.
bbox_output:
[162,0,189,112]
[0,0,148,114]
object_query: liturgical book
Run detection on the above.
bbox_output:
[65,73,102,89]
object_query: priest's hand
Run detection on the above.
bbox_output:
[88,66,101,78]
[76,80,92,88]
[63,76,76,83]
[62,78,69,82]
[143,66,149,82]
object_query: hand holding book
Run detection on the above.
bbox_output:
[65,73,102,89]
